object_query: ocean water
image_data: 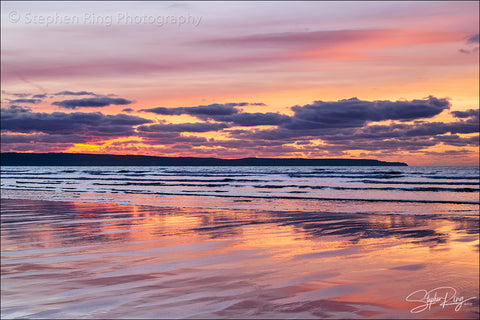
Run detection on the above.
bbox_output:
[1,166,479,318]
[1,166,479,215]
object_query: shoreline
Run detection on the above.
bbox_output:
[2,198,479,319]
[1,193,480,217]
[2,188,479,217]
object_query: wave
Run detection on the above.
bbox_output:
[253,185,478,192]
[359,180,480,185]
[93,182,230,188]
[287,174,405,179]
[11,178,477,193]
[422,175,480,180]
[5,177,477,193]
[116,170,150,174]
[11,186,473,205]
[82,189,480,205]
[2,176,268,183]
[3,167,478,209]
[16,181,63,185]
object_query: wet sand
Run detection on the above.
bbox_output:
[1,198,479,319]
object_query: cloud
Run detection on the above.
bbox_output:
[451,109,479,119]
[231,115,479,152]
[1,133,90,144]
[197,29,458,49]
[325,137,439,151]
[459,33,479,54]
[52,97,132,109]
[8,98,42,104]
[1,142,77,153]
[32,94,47,99]
[353,118,479,139]
[199,29,373,48]
[1,107,152,136]
[2,95,476,157]
[4,105,32,113]
[208,112,291,126]
[140,102,252,116]
[466,33,479,44]
[122,108,135,113]
[140,132,208,145]
[2,91,39,98]
[433,134,479,147]
[140,102,287,127]
[8,92,31,98]
[226,96,477,152]
[54,91,98,96]
[459,47,479,54]
[286,96,450,130]
[137,122,230,133]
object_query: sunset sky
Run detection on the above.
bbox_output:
[1,1,479,165]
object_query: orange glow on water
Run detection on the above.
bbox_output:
[1,199,478,318]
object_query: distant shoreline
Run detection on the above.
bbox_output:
[1,152,407,166]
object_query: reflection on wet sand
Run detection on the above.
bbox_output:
[1,199,478,319]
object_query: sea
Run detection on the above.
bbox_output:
[1,165,479,215]
[1,165,479,318]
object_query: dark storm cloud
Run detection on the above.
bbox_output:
[1,108,152,136]
[137,122,230,133]
[8,98,42,104]
[54,91,98,96]
[286,96,450,130]
[52,97,132,109]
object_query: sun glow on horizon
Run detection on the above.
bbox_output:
[1,1,478,165]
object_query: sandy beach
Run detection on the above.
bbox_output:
[1,198,478,319]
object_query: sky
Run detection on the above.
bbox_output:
[1,1,479,166]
